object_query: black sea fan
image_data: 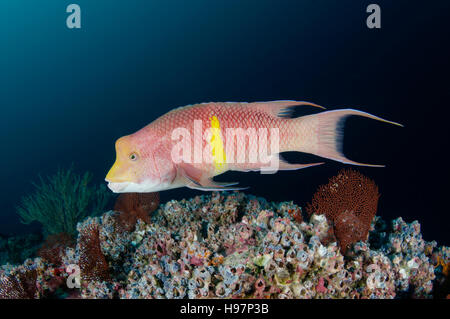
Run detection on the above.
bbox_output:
[16,166,113,236]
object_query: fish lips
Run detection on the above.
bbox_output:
[106,181,129,193]
[105,179,162,193]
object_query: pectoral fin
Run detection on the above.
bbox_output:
[177,163,204,186]
[177,163,247,191]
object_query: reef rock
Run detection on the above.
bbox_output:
[0,192,448,299]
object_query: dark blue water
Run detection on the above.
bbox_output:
[0,0,449,245]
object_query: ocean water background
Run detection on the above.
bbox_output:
[0,0,448,245]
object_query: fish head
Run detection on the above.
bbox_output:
[105,133,172,193]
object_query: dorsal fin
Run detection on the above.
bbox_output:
[164,101,325,119]
[250,100,326,118]
[165,102,213,115]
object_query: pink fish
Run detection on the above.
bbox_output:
[105,101,402,193]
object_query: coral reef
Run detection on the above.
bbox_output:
[306,169,380,254]
[16,167,113,236]
[1,192,448,299]
[114,192,160,232]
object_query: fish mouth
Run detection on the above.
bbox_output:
[105,180,129,193]
[105,179,163,193]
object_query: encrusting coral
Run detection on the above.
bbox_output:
[306,169,380,254]
[1,191,448,299]
[114,192,160,232]
[37,233,75,266]
[0,267,37,299]
[77,222,110,283]
[16,167,112,236]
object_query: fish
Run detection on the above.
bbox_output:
[105,101,402,193]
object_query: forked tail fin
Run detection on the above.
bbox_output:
[295,109,403,167]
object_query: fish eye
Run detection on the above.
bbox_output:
[129,153,139,161]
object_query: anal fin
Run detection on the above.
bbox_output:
[186,180,248,192]
[278,158,324,171]
[259,154,324,171]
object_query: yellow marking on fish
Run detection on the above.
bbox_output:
[209,115,227,173]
